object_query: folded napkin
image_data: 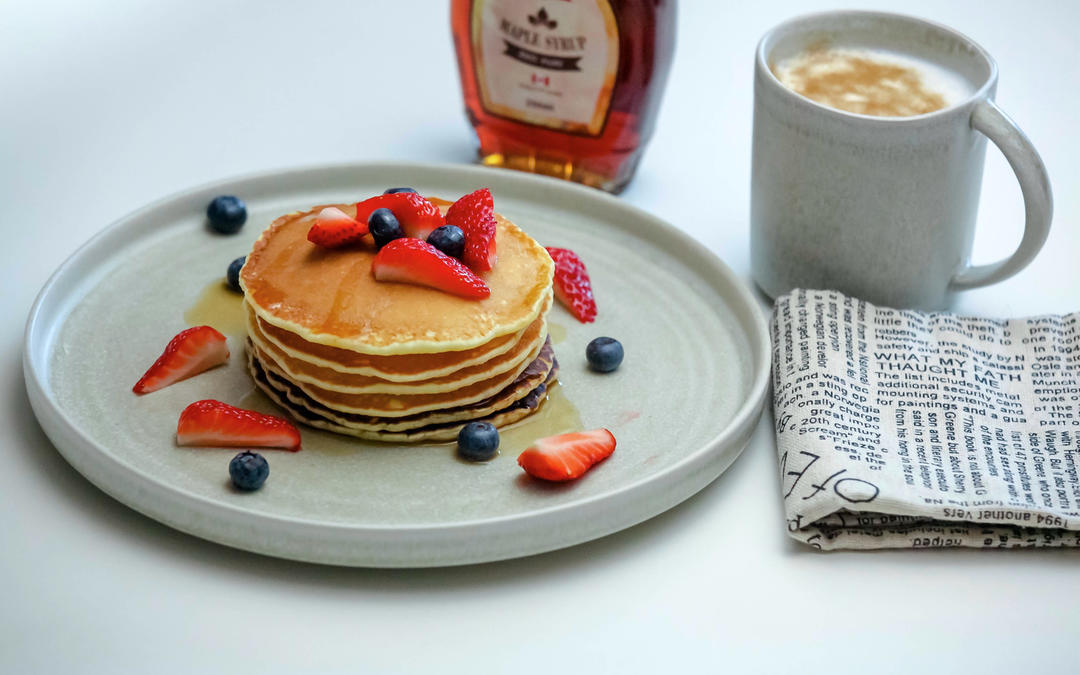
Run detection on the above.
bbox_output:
[772,289,1080,549]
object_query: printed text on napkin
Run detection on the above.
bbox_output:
[772,289,1080,549]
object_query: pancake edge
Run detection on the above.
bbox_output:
[242,290,552,380]
[246,345,558,440]
[249,337,549,418]
[247,313,548,395]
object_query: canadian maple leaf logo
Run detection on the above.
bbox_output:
[527,7,558,30]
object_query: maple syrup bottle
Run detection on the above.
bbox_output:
[451,0,676,193]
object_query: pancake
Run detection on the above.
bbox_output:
[246,298,540,380]
[244,292,552,382]
[247,339,556,432]
[239,195,558,442]
[257,379,556,443]
[240,202,555,355]
[250,336,547,417]
[246,304,548,394]
[246,340,558,441]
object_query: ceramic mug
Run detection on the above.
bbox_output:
[750,11,1052,309]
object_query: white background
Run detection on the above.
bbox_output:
[3,1,1079,672]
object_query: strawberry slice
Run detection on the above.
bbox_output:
[372,238,490,300]
[517,429,616,482]
[176,399,301,451]
[133,326,229,394]
[445,188,497,271]
[307,206,369,248]
[546,247,597,323]
[355,192,444,240]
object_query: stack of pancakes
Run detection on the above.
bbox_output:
[239,199,557,442]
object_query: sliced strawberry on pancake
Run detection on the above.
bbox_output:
[307,206,369,248]
[355,192,445,240]
[371,238,490,300]
[445,188,497,272]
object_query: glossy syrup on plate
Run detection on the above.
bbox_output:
[497,383,582,454]
[184,280,247,338]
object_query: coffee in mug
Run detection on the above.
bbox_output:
[750,11,1053,309]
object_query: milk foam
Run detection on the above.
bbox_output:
[773,47,974,117]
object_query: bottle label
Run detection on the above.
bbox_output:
[471,0,619,136]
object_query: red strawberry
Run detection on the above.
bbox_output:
[517,429,616,482]
[307,206,369,248]
[546,247,597,323]
[176,399,301,451]
[133,326,229,394]
[445,188,497,271]
[355,193,445,240]
[372,238,490,300]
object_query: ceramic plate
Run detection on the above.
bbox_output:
[23,162,770,567]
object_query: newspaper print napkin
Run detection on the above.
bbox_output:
[772,289,1080,550]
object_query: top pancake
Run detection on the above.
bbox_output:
[240,199,554,355]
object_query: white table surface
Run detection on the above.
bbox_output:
[4,1,1079,672]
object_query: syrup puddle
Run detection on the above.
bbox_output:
[497,383,582,455]
[184,280,247,337]
[548,322,568,344]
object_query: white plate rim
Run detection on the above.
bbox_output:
[23,161,771,567]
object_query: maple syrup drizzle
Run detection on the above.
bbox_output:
[496,383,583,455]
[184,280,247,338]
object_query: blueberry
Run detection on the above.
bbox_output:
[427,225,466,259]
[206,195,247,234]
[457,422,499,461]
[226,255,246,293]
[383,187,417,194]
[586,337,624,373]
[368,208,404,248]
[229,451,269,491]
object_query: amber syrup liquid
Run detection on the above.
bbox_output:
[451,0,676,193]
[184,281,247,338]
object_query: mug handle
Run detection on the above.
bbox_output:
[950,100,1053,290]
